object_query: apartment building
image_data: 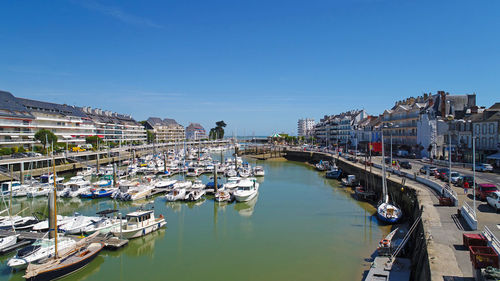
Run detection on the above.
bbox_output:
[186,123,207,140]
[297,118,315,137]
[144,117,185,142]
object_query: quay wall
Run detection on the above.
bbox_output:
[284,150,431,281]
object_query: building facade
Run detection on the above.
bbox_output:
[144,117,185,142]
[0,90,146,147]
[297,118,315,137]
[186,123,207,140]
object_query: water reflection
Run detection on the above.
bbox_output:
[233,195,259,217]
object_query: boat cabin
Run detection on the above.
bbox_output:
[125,211,155,227]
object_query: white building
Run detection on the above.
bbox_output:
[297,118,315,137]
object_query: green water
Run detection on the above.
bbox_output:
[0,158,388,281]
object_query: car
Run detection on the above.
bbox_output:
[443,172,461,184]
[435,168,449,180]
[25,152,42,157]
[420,165,437,174]
[475,183,498,201]
[11,152,28,158]
[384,157,391,164]
[398,161,412,169]
[456,175,474,188]
[474,163,493,172]
[486,191,500,212]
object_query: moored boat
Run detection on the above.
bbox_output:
[110,210,166,239]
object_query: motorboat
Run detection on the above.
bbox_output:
[1,181,22,196]
[0,234,19,251]
[7,237,77,270]
[0,216,39,231]
[341,175,357,187]
[191,180,205,189]
[79,188,115,199]
[111,210,166,239]
[93,175,113,188]
[76,166,94,177]
[225,169,237,177]
[39,174,64,185]
[234,178,259,202]
[61,183,90,198]
[315,160,329,171]
[253,166,265,177]
[165,188,186,202]
[59,215,97,234]
[83,217,122,234]
[26,186,50,198]
[215,190,231,202]
[223,177,241,189]
[31,215,74,232]
[185,189,205,201]
[173,181,192,189]
[154,179,177,189]
[186,167,202,177]
[62,176,90,188]
[325,166,342,179]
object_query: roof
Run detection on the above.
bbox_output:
[18,98,88,118]
[146,117,181,128]
[186,123,205,131]
[0,91,34,119]
[126,210,154,217]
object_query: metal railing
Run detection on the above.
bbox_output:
[463,201,476,220]
[483,226,500,255]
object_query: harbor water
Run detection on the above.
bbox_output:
[0,157,389,281]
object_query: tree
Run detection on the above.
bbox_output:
[34,129,58,149]
[146,131,156,144]
[85,136,102,148]
[209,121,227,140]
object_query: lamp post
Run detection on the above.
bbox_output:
[445,104,454,191]
[472,136,477,216]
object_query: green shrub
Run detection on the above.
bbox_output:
[11,147,19,153]
[0,147,12,155]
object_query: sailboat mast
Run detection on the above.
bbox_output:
[52,152,58,258]
[381,127,388,203]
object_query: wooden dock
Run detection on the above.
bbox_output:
[0,230,128,254]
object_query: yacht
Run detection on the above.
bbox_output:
[1,181,22,196]
[111,210,166,239]
[124,185,155,201]
[234,178,259,202]
[39,174,64,185]
[0,234,19,252]
[83,217,122,234]
[76,166,94,177]
[59,215,97,234]
[26,186,51,198]
[173,181,192,189]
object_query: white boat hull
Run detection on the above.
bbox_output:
[112,219,166,239]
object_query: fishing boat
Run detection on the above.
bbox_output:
[110,210,166,239]
[354,185,376,201]
[234,178,259,202]
[79,188,115,199]
[376,131,403,224]
[165,188,186,202]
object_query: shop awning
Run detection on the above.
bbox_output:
[63,135,72,139]
[486,152,500,160]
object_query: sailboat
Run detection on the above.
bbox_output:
[22,153,104,280]
[376,130,402,224]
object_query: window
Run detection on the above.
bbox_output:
[475,124,480,135]
[489,138,494,148]
[489,124,495,134]
[482,137,486,147]
[482,124,487,134]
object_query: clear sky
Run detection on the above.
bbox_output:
[1,0,498,136]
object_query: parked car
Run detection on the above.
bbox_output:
[475,183,498,201]
[11,152,28,158]
[435,168,449,180]
[456,175,475,188]
[420,165,437,175]
[398,161,412,169]
[72,146,86,152]
[486,191,500,212]
[25,152,42,157]
[445,172,461,184]
[474,163,494,172]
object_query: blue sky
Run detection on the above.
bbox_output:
[1,0,499,136]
